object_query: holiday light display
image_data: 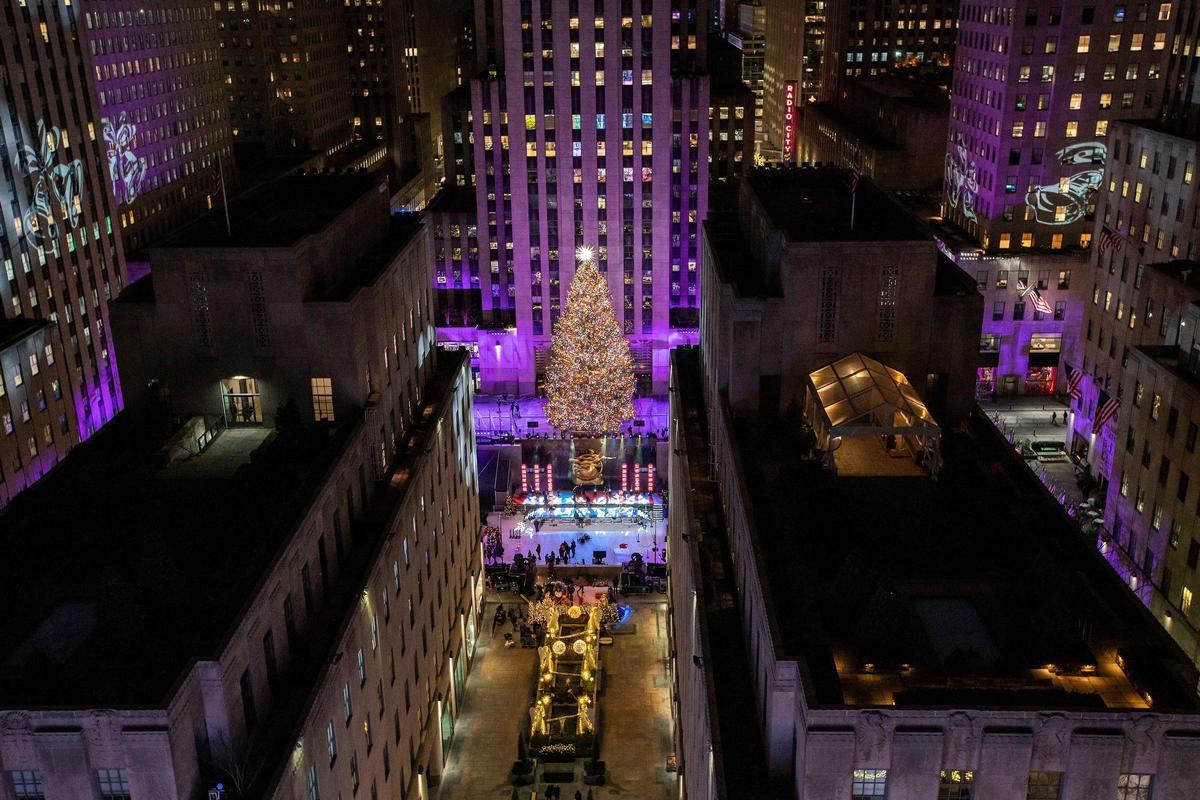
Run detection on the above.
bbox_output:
[544,247,636,435]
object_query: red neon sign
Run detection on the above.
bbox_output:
[783,81,797,162]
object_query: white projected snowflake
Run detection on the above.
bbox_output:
[15,119,84,243]
[102,112,147,205]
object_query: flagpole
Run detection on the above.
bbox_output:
[850,188,857,231]
[218,151,231,238]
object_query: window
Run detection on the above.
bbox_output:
[1117,774,1152,800]
[343,682,354,721]
[308,764,320,800]
[9,771,45,800]
[938,769,975,800]
[97,769,131,800]
[1027,772,1062,800]
[240,668,257,730]
[312,378,334,421]
[993,301,1006,321]
[852,769,888,798]
[1184,586,1194,615]
[327,721,338,764]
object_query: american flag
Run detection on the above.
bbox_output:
[1093,389,1119,434]
[1066,363,1084,401]
[211,160,224,204]
[1017,279,1054,315]
[849,167,861,192]
[1097,226,1123,255]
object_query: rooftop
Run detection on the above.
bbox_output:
[0,318,49,352]
[427,186,479,215]
[726,400,1200,712]
[1146,259,1200,292]
[163,174,382,249]
[322,214,425,301]
[745,166,930,243]
[0,417,355,707]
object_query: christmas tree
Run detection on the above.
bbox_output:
[544,246,636,435]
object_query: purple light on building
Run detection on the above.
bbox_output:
[433,0,709,397]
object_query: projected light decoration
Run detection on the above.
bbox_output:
[544,246,636,435]
[944,132,980,222]
[1025,142,1107,226]
[102,113,148,205]
[15,120,84,242]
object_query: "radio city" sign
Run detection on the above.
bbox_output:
[783,81,798,162]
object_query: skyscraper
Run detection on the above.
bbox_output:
[821,0,957,97]
[438,0,710,395]
[0,0,127,501]
[80,1,234,252]
[216,0,353,155]
[345,0,475,185]
[943,0,1172,252]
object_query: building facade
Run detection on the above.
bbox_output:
[0,0,128,502]
[1104,341,1200,680]
[437,0,711,396]
[725,1,766,148]
[944,0,1174,253]
[703,167,982,425]
[0,177,483,800]
[821,0,957,100]
[216,0,353,155]
[762,0,806,159]
[0,322,77,506]
[80,1,234,253]
[799,76,950,191]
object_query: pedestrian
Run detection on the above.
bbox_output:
[536,542,542,558]
[575,790,583,800]
[492,604,504,634]
[570,540,577,560]
[1052,411,1058,425]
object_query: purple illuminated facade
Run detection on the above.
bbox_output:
[944,0,1172,252]
[80,1,233,252]
[435,0,710,396]
[0,0,126,503]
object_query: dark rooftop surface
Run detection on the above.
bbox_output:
[1146,258,1200,291]
[322,214,424,301]
[427,185,478,214]
[164,174,381,249]
[728,403,1200,712]
[806,102,900,152]
[0,318,48,352]
[0,417,355,707]
[746,166,930,243]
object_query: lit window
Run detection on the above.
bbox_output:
[1117,774,1152,800]
[311,378,334,422]
[851,769,887,799]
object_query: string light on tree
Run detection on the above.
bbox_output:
[544,246,636,435]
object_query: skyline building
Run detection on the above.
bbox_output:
[216,0,353,156]
[0,175,483,800]
[80,1,234,254]
[0,0,128,504]
[436,0,711,395]
[943,0,1173,252]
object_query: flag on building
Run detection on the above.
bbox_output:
[849,167,860,193]
[1098,226,1123,255]
[1066,363,1084,401]
[211,161,224,203]
[1093,390,1119,434]
[1017,279,1054,315]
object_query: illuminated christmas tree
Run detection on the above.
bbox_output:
[544,246,636,435]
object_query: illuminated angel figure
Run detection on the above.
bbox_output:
[576,693,594,734]
[15,119,84,242]
[944,133,979,222]
[530,696,550,737]
[102,113,147,206]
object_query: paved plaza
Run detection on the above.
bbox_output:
[438,597,676,800]
[978,396,1088,506]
